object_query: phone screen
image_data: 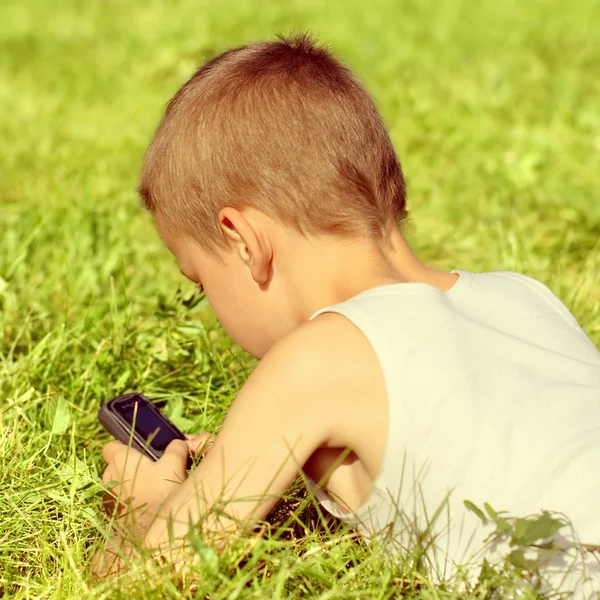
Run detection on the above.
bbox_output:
[114,394,181,452]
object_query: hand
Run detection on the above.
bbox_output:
[185,432,215,458]
[90,533,196,585]
[94,431,215,580]
[89,534,132,579]
[100,439,190,536]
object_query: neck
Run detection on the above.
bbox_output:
[277,227,458,324]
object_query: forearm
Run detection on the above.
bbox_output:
[143,398,322,550]
[144,460,281,551]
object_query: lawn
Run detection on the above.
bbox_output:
[1,0,599,597]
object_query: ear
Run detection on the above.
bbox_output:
[218,207,273,286]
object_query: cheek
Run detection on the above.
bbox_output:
[204,284,246,334]
[205,288,270,357]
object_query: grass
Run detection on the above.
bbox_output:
[1,0,599,597]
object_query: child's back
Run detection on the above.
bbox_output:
[307,268,600,574]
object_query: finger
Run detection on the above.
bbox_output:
[163,439,190,460]
[186,433,214,454]
[102,440,126,463]
[185,432,210,443]
[101,466,115,484]
[160,439,190,475]
[89,539,129,580]
[101,487,130,517]
[90,547,117,580]
[104,443,148,474]
[100,468,121,514]
[102,491,117,514]
[186,432,211,444]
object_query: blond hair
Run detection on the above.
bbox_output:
[139,34,408,253]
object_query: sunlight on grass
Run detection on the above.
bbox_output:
[1,0,599,597]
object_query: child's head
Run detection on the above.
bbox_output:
[139,34,409,357]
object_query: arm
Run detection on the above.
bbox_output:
[144,320,334,548]
[94,313,386,577]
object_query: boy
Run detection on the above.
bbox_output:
[97,34,600,590]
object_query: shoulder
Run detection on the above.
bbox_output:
[253,312,388,451]
[476,270,587,331]
[263,311,380,386]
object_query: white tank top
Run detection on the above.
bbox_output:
[309,269,600,590]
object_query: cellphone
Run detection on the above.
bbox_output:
[98,393,192,470]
